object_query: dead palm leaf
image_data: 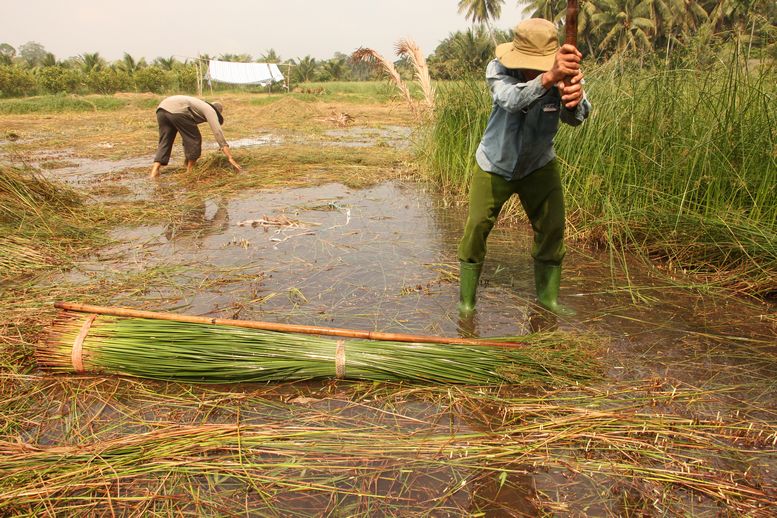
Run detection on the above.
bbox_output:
[352,47,416,113]
[395,38,435,111]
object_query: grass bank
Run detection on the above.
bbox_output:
[0,94,137,114]
[419,55,776,298]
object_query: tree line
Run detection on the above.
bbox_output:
[1,1,774,97]
[0,44,392,97]
[433,0,775,78]
[460,0,775,55]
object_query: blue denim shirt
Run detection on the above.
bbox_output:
[475,59,592,181]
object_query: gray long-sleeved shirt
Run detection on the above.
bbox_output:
[475,59,592,181]
[157,95,228,149]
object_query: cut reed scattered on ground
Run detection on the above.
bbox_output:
[0,165,106,280]
[419,49,776,298]
[1,377,774,515]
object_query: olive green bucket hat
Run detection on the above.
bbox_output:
[496,18,559,71]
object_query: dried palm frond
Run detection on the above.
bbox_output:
[395,38,435,111]
[351,47,416,112]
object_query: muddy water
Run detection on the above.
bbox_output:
[2,132,283,201]
[64,177,777,414]
[65,178,777,418]
[33,164,777,514]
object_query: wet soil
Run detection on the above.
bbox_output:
[3,101,775,514]
[34,148,776,514]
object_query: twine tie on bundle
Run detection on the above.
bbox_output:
[335,340,346,378]
[71,314,96,373]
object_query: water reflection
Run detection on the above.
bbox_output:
[163,196,229,244]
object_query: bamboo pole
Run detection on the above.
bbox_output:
[54,302,527,349]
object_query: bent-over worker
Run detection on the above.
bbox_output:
[458,18,591,317]
[149,95,241,178]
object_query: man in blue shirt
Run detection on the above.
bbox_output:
[458,18,591,317]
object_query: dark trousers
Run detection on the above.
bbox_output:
[458,159,567,266]
[153,109,202,165]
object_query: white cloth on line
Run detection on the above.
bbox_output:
[207,60,285,85]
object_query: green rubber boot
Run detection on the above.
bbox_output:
[458,261,482,315]
[534,262,577,317]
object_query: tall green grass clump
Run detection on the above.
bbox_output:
[0,166,105,279]
[420,50,776,298]
[417,80,491,192]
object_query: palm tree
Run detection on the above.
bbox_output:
[640,0,674,42]
[293,56,318,82]
[591,0,656,55]
[80,52,105,73]
[705,0,771,34]
[577,1,602,55]
[116,52,143,74]
[259,49,281,63]
[428,26,496,78]
[521,0,566,22]
[667,0,708,36]
[218,53,252,63]
[522,0,600,53]
[321,56,348,81]
[458,0,505,43]
[153,56,177,70]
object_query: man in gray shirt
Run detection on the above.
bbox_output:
[149,95,241,178]
[458,18,591,317]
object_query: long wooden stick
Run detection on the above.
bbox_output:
[566,0,579,48]
[564,0,580,88]
[54,302,527,349]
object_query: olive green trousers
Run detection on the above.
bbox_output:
[458,160,566,266]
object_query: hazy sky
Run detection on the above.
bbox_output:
[2,1,528,63]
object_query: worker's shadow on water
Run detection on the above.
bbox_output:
[163,196,230,245]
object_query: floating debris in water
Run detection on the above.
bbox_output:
[237,215,317,229]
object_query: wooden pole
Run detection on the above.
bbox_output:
[565,0,579,48]
[286,63,291,92]
[564,0,580,88]
[54,302,527,349]
[196,60,203,96]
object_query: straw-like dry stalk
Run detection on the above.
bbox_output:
[37,310,600,385]
[395,38,435,110]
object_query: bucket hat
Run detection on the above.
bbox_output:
[496,18,559,71]
[208,101,224,125]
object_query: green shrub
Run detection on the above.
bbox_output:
[0,65,37,97]
[170,65,198,93]
[86,69,131,94]
[36,66,82,94]
[134,67,171,93]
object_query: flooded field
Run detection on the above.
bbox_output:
[1,96,775,515]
